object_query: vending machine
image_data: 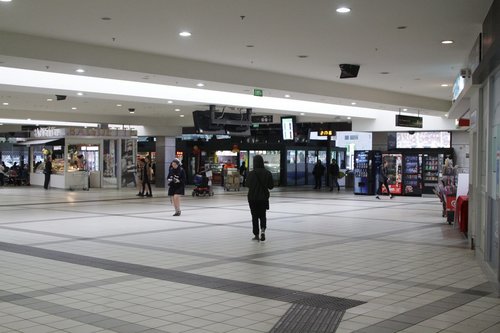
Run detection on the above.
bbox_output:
[354,150,381,195]
[402,154,422,196]
[381,153,403,195]
[422,153,444,194]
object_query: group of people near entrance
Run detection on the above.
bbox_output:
[312,159,341,192]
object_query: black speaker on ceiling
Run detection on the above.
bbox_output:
[55,95,67,101]
[339,64,360,79]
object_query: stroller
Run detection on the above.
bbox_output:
[192,173,214,197]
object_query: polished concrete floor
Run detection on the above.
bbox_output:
[0,185,498,333]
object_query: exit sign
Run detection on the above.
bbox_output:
[254,89,263,97]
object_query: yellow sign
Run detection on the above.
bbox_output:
[319,130,334,136]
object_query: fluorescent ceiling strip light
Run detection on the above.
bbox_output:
[0,118,98,127]
[0,66,377,119]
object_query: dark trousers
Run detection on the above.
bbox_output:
[141,179,152,194]
[331,177,340,190]
[314,176,322,189]
[249,200,268,236]
[44,173,50,189]
[377,179,390,195]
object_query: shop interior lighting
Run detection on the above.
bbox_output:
[441,40,454,44]
[196,83,205,87]
[76,68,85,73]
[179,31,192,37]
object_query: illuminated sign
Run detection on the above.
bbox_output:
[318,130,334,136]
[395,115,423,128]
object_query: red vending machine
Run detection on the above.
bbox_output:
[381,153,403,195]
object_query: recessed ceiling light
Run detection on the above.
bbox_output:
[77,92,83,96]
[167,100,173,104]
[76,68,85,73]
[441,84,449,87]
[336,7,351,13]
[441,40,454,44]
[196,83,205,87]
[174,108,181,112]
[284,94,291,98]
[179,31,192,37]
[351,102,356,105]
[0,0,13,2]
[129,110,135,114]
[116,104,122,107]
[180,115,185,118]
[445,114,449,118]
[47,98,53,102]
[2,102,8,105]
[300,113,305,116]
[347,117,352,120]
[71,107,77,110]
[27,118,31,121]
[403,108,408,111]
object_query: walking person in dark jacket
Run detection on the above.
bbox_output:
[246,155,274,241]
[312,160,325,189]
[329,159,340,192]
[376,161,393,199]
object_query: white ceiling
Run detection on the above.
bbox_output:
[0,0,493,132]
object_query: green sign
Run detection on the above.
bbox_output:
[253,89,263,97]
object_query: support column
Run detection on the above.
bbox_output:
[155,137,176,188]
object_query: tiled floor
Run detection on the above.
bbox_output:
[0,185,498,333]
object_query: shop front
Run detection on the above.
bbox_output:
[24,127,137,190]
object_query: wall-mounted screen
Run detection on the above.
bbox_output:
[281,117,295,141]
[396,131,451,148]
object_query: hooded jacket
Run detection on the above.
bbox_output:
[246,156,274,202]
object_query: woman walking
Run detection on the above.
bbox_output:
[167,158,186,216]
[246,155,274,241]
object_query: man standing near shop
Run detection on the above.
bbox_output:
[312,160,325,190]
[43,156,52,190]
[329,159,340,192]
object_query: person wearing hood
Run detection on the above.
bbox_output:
[246,155,274,241]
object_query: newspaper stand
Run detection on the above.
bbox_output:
[224,167,240,191]
[68,171,89,191]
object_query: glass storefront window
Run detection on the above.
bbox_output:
[249,150,281,185]
[121,139,137,188]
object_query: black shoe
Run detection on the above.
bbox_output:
[376,195,380,199]
[137,192,144,197]
[390,195,394,199]
[146,193,152,197]
[260,233,265,241]
[338,187,340,192]
[252,236,260,241]
[173,211,181,216]
[329,188,333,192]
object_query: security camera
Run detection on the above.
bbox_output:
[128,108,135,113]
[55,95,67,101]
[460,68,471,78]
[408,131,415,135]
